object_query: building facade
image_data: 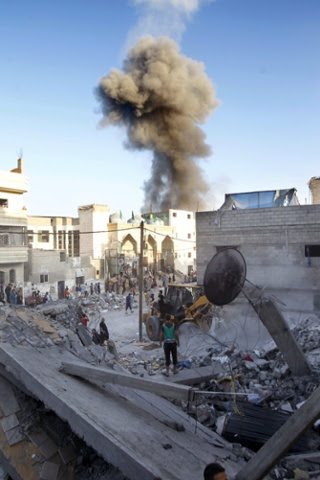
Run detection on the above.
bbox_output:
[196,204,320,312]
[0,159,28,288]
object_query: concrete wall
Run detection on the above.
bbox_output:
[25,249,95,297]
[196,205,320,295]
[168,209,196,275]
[79,204,109,260]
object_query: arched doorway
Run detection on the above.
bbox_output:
[161,236,174,272]
[147,234,157,273]
[120,234,138,276]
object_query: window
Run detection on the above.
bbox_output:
[188,252,192,258]
[58,232,64,249]
[0,199,8,208]
[40,274,49,283]
[187,233,191,239]
[187,214,191,219]
[27,230,34,244]
[38,231,50,243]
[173,212,177,217]
[0,234,9,246]
[305,245,320,257]
[73,231,80,256]
[9,269,16,283]
[0,271,5,284]
[68,231,73,256]
[60,252,66,262]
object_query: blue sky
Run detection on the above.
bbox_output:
[1,0,319,217]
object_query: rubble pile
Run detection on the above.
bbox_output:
[0,376,127,480]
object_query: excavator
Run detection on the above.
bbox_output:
[144,283,212,341]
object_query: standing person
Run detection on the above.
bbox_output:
[5,284,11,303]
[203,463,227,480]
[162,274,168,295]
[65,286,70,299]
[99,317,109,342]
[160,314,179,377]
[97,282,101,294]
[125,292,133,313]
[90,283,94,295]
[158,290,166,319]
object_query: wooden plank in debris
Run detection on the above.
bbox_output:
[235,385,320,480]
[60,361,195,402]
[253,299,312,376]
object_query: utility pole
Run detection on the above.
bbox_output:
[139,221,144,341]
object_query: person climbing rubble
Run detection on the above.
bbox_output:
[160,314,180,377]
[99,317,109,342]
[91,328,103,345]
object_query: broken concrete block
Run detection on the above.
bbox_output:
[5,425,25,446]
[40,461,60,480]
[0,413,19,432]
[58,443,78,464]
[76,324,92,346]
[0,376,20,416]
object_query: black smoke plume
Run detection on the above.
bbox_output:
[96,35,219,211]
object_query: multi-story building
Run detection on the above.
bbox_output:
[0,158,28,288]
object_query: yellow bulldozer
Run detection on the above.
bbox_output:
[144,283,212,341]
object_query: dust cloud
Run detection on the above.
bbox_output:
[96,35,219,212]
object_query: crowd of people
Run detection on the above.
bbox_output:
[0,283,23,305]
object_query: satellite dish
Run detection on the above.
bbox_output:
[203,248,246,306]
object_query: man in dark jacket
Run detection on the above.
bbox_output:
[99,317,109,342]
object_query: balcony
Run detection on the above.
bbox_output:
[0,170,28,194]
[0,208,28,227]
[0,245,28,264]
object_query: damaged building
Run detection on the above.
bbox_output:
[196,186,320,320]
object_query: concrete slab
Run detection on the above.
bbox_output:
[76,324,91,346]
[167,364,225,386]
[5,426,25,446]
[0,343,243,480]
[40,461,60,480]
[58,444,77,465]
[0,376,20,416]
[27,431,58,459]
[0,414,19,433]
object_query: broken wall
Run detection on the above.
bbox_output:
[196,205,320,313]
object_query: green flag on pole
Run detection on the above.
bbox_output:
[132,211,134,220]
[120,210,123,220]
[153,213,157,223]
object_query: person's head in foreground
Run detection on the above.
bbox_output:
[203,462,227,480]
